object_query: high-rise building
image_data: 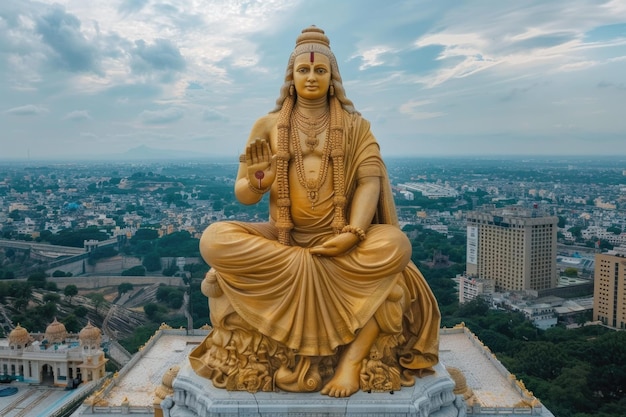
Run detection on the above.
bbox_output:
[466,206,558,292]
[594,252,626,329]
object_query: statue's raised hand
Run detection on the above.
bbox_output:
[245,138,276,191]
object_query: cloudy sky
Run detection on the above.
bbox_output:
[1,0,625,160]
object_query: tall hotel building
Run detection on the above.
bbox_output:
[466,207,558,292]
[594,253,626,329]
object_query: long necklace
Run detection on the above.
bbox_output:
[292,107,330,150]
[291,115,331,208]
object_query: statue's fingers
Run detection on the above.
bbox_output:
[261,141,270,162]
[269,154,277,173]
[249,140,260,162]
[245,145,253,164]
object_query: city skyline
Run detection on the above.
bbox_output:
[1,0,625,160]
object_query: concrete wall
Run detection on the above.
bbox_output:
[49,275,186,290]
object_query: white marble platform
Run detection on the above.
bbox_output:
[164,361,465,417]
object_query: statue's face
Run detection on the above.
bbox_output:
[293,52,331,100]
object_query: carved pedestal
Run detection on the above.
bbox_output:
[163,360,466,417]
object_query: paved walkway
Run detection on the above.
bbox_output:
[0,384,80,417]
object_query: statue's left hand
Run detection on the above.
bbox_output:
[309,233,359,257]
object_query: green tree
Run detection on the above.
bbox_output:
[585,331,626,400]
[212,200,224,211]
[544,363,593,415]
[568,226,582,239]
[8,281,31,299]
[598,239,613,250]
[118,322,160,353]
[133,240,154,255]
[564,267,578,278]
[131,228,159,242]
[87,293,106,315]
[13,297,30,312]
[155,231,200,257]
[122,265,146,276]
[144,302,158,318]
[118,282,134,297]
[48,227,109,247]
[43,293,61,303]
[74,305,88,318]
[155,285,185,309]
[64,284,78,304]
[607,226,622,235]
[156,285,172,302]
[89,246,118,261]
[162,261,178,276]
[142,252,162,272]
[511,341,567,380]
[190,281,210,325]
[38,301,58,319]
[184,263,209,279]
[63,314,81,333]
[473,329,511,353]
[457,297,490,317]
[27,271,47,289]
[143,303,165,321]
[168,290,184,309]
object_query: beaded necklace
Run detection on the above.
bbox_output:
[275,95,347,246]
[291,113,332,207]
[292,107,330,150]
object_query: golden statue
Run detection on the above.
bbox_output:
[190,26,440,398]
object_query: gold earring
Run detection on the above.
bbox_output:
[289,84,294,96]
[329,85,335,96]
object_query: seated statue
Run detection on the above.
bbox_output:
[189,25,440,398]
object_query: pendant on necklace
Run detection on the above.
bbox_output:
[308,190,319,205]
[305,135,319,150]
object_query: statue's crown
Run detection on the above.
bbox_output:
[295,26,330,49]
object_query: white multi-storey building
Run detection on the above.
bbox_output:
[458,275,495,304]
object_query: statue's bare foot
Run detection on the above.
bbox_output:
[320,361,360,398]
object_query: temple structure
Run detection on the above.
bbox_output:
[0,319,107,386]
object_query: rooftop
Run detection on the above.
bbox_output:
[105,331,203,407]
[71,324,552,416]
[440,325,550,414]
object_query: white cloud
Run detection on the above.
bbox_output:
[1,0,625,158]
[557,60,597,72]
[412,0,626,88]
[63,110,92,121]
[202,108,227,122]
[139,107,184,125]
[399,100,445,120]
[5,104,48,116]
[351,46,396,70]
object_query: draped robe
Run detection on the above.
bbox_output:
[192,109,440,374]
